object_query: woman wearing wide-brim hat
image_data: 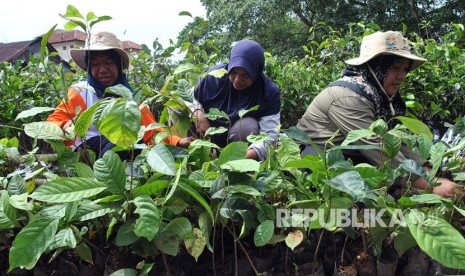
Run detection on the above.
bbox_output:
[47,31,194,160]
[296,31,461,198]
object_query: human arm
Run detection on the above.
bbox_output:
[327,91,413,167]
[140,104,194,148]
[248,113,281,161]
[412,177,462,199]
[47,87,86,129]
[327,90,462,198]
[192,105,211,136]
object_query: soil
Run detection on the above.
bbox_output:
[1,229,462,276]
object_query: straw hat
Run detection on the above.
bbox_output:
[345,31,427,70]
[70,31,129,71]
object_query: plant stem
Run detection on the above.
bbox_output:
[162,253,171,275]
[313,229,325,275]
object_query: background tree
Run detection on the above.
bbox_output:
[177,0,464,61]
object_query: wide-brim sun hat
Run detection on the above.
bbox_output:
[70,31,130,71]
[345,31,427,70]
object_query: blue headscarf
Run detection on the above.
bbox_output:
[194,40,280,127]
[85,50,133,98]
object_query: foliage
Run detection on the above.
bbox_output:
[178,0,465,61]
[2,5,465,273]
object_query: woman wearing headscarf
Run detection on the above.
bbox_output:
[192,39,281,161]
[47,31,193,160]
[296,31,460,198]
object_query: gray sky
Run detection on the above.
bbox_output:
[0,0,206,49]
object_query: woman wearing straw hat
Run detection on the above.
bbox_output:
[296,31,460,198]
[47,31,194,160]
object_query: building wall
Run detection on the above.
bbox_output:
[52,41,85,62]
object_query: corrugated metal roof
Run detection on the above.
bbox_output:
[0,40,33,63]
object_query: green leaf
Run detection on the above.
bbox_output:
[285,230,304,251]
[409,194,443,204]
[327,171,367,201]
[394,226,417,256]
[29,178,107,203]
[179,180,214,221]
[369,119,388,136]
[277,135,301,166]
[15,107,55,121]
[204,126,228,136]
[76,203,117,221]
[116,221,138,246]
[179,11,193,17]
[105,84,133,100]
[220,159,260,172]
[98,99,140,148]
[173,63,195,75]
[74,162,94,178]
[147,144,177,176]
[341,129,376,146]
[198,212,213,251]
[50,228,77,250]
[165,217,192,239]
[383,132,401,158]
[76,243,93,264]
[217,141,248,166]
[204,108,229,121]
[417,134,433,159]
[207,68,228,78]
[396,116,433,140]
[133,180,169,197]
[74,102,101,137]
[399,159,428,181]
[93,151,126,194]
[236,209,254,239]
[91,98,112,129]
[354,164,386,188]
[24,122,67,140]
[428,142,447,181]
[184,228,206,261]
[63,4,84,19]
[189,139,221,151]
[109,269,138,276]
[9,193,33,211]
[228,185,261,196]
[238,105,259,118]
[9,218,59,271]
[133,195,161,241]
[155,231,179,256]
[254,220,274,247]
[282,126,312,143]
[0,191,17,230]
[406,209,465,269]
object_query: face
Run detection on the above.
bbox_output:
[229,67,253,91]
[383,58,410,96]
[90,52,119,87]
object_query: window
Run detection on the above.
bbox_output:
[70,45,74,49]
[62,46,67,50]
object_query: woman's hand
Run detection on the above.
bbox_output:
[246,148,258,160]
[177,136,196,148]
[193,109,210,136]
[433,178,464,199]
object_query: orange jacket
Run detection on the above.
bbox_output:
[47,82,181,148]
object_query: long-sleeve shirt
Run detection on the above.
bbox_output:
[47,81,181,149]
[297,85,422,177]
